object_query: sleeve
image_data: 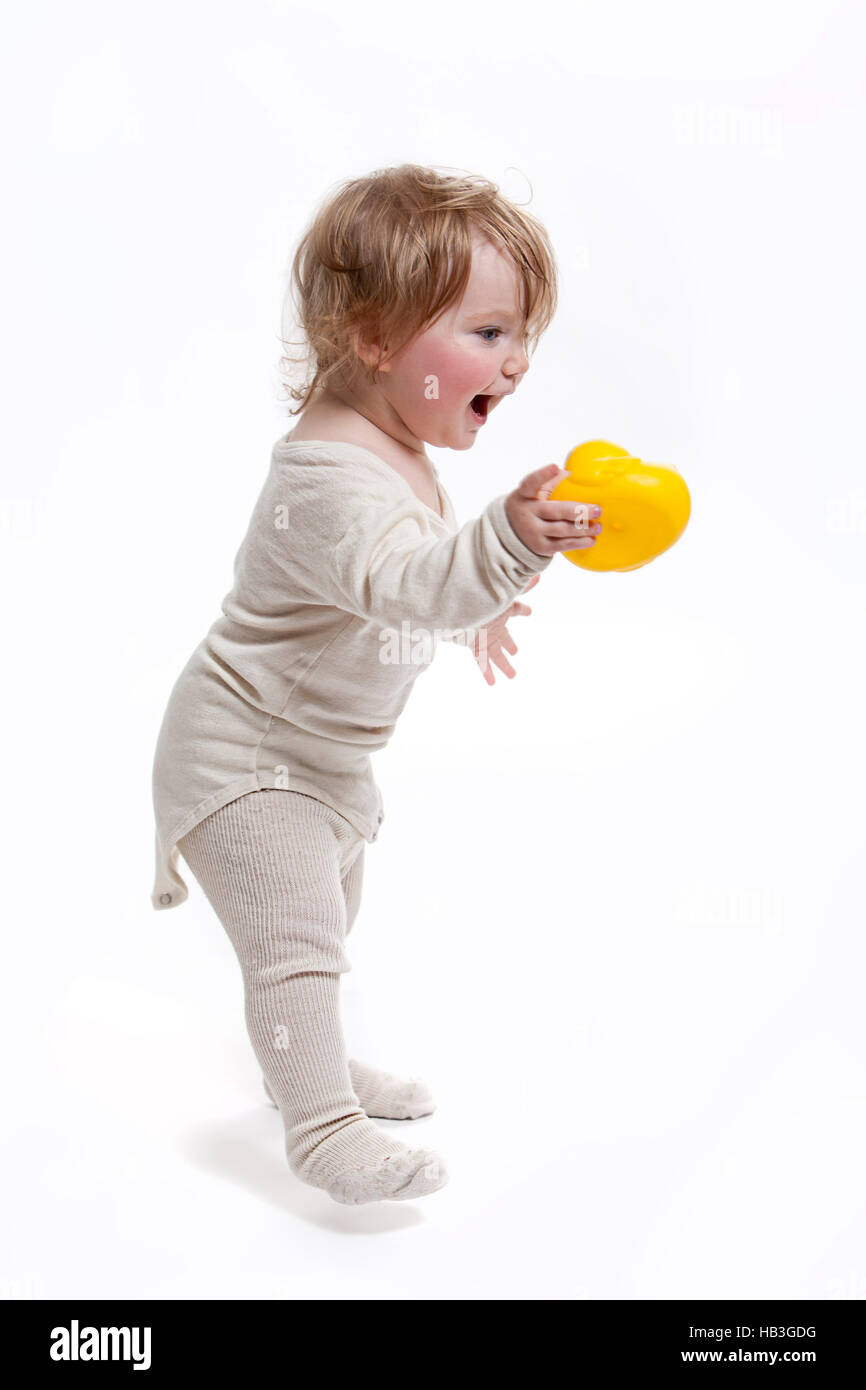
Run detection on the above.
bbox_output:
[330,491,551,635]
[267,456,552,636]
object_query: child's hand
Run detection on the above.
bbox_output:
[505,464,602,557]
[470,574,541,686]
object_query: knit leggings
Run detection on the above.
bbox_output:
[177,788,407,1187]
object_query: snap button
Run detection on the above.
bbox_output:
[159,893,172,905]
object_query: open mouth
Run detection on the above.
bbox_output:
[469,394,490,423]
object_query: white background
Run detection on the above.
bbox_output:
[1,0,864,1301]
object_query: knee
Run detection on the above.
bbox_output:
[249,942,351,984]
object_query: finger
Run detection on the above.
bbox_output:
[476,640,517,682]
[514,464,569,501]
[478,647,514,683]
[533,500,603,524]
[534,468,572,502]
[520,574,541,593]
[552,535,597,550]
[476,651,495,685]
[547,520,602,538]
[491,649,517,678]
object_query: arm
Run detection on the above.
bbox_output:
[269,457,597,640]
[332,491,550,634]
[276,465,553,634]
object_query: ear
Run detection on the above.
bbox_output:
[356,329,392,373]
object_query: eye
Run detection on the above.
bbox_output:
[477,328,502,343]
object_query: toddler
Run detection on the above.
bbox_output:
[150,163,601,1205]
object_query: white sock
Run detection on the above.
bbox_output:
[264,1058,435,1120]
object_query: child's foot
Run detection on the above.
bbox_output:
[326,1146,448,1205]
[263,1059,436,1120]
[289,1115,448,1205]
[347,1058,437,1119]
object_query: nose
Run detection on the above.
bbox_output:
[507,342,530,383]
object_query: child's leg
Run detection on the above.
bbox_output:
[177,788,447,1204]
[343,841,364,936]
[263,842,436,1119]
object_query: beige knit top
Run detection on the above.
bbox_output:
[151,435,552,910]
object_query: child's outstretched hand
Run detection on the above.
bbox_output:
[505,464,602,556]
[470,574,541,686]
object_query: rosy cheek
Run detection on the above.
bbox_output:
[426,371,468,404]
[413,355,453,400]
[411,341,478,403]
[442,363,481,401]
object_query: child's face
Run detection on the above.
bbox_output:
[375,232,532,452]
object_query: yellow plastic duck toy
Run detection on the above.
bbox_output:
[550,440,691,572]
